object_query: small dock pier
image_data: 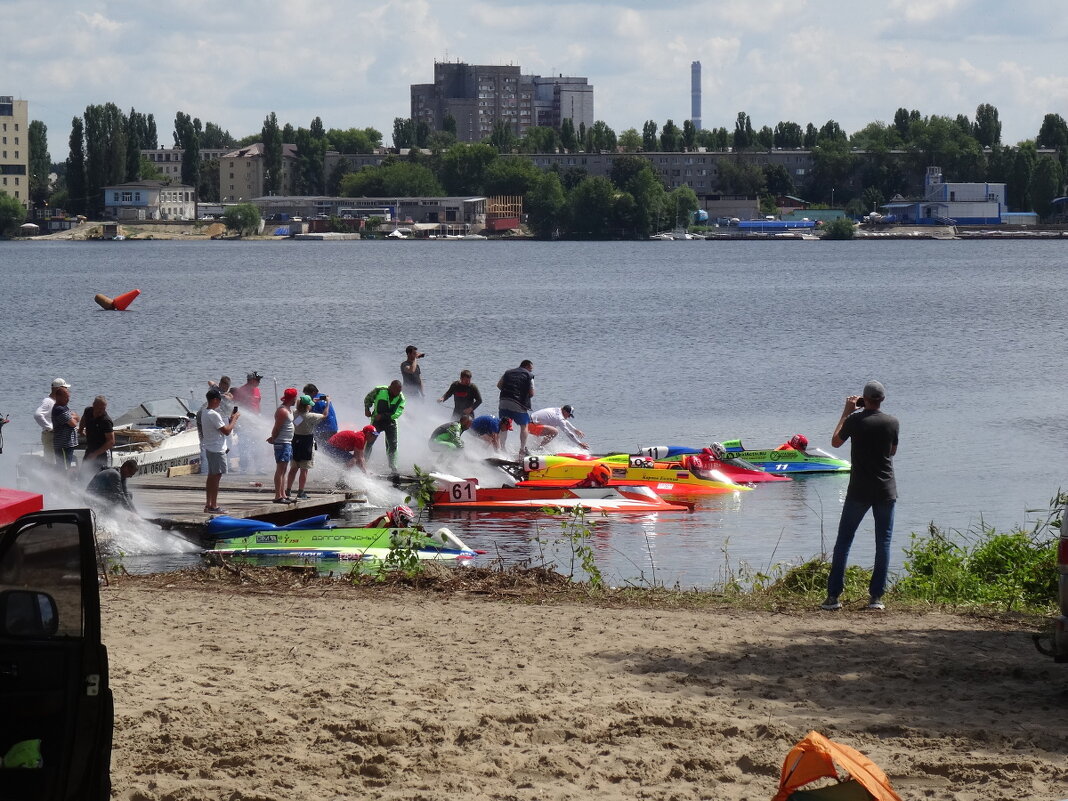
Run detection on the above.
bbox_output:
[131,472,368,532]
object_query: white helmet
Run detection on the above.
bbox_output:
[709,442,727,459]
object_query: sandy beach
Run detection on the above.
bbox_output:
[103,571,1064,801]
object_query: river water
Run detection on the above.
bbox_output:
[1,238,1065,587]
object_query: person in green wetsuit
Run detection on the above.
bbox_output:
[364,380,406,474]
[429,415,472,452]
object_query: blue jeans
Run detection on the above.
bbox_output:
[827,497,896,600]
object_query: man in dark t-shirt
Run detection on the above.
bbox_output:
[822,380,899,612]
[79,395,115,470]
[438,369,483,420]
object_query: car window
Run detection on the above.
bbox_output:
[0,520,84,638]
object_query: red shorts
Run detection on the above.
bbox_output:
[527,423,551,436]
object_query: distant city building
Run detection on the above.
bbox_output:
[219,142,299,201]
[103,181,196,220]
[411,61,593,142]
[691,62,702,131]
[140,147,232,180]
[883,166,1007,225]
[0,95,29,206]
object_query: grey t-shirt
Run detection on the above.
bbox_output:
[839,409,899,502]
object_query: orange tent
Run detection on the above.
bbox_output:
[772,731,902,801]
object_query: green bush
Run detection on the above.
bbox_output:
[821,217,856,240]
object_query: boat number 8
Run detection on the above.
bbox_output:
[525,455,542,471]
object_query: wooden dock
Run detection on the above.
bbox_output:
[130,472,368,532]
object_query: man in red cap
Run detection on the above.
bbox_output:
[323,425,379,472]
[266,387,298,503]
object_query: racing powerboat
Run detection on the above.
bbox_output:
[430,474,693,513]
[513,454,752,496]
[593,449,790,484]
[717,439,850,474]
[204,514,481,561]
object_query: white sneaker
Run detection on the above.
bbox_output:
[867,598,885,611]
[820,596,842,611]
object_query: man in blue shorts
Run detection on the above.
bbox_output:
[469,414,512,451]
[267,387,298,503]
[496,360,534,455]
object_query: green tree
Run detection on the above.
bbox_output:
[520,126,559,154]
[327,157,351,195]
[585,120,617,153]
[66,116,87,215]
[641,120,658,151]
[756,125,774,149]
[174,111,201,191]
[1029,156,1064,218]
[483,157,541,196]
[293,123,326,195]
[973,103,1001,148]
[667,185,699,227]
[83,104,125,217]
[488,119,518,153]
[222,202,261,236]
[817,120,847,145]
[803,123,818,148]
[559,118,578,152]
[618,128,642,152]
[326,127,381,154]
[613,159,666,237]
[28,120,50,205]
[568,175,617,238]
[0,192,26,236]
[1007,142,1036,210]
[682,120,697,151]
[763,163,794,196]
[442,114,457,136]
[525,170,567,238]
[439,143,497,195]
[200,121,236,149]
[393,117,414,149]
[340,161,443,197]
[139,156,165,182]
[1037,113,1068,150]
[822,217,855,240]
[808,141,859,204]
[732,112,754,150]
[659,119,681,151]
[198,158,220,202]
[716,158,766,195]
[774,121,804,149]
[261,112,283,195]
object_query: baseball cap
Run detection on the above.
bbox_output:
[281,387,299,402]
[862,380,886,400]
[52,378,71,389]
[247,371,263,381]
[206,388,222,401]
[299,394,313,406]
[362,424,380,437]
[562,404,575,417]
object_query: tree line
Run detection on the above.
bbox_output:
[17,101,1068,226]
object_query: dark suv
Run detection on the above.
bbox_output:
[0,507,113,800]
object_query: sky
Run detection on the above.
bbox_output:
[5,0,1068,161]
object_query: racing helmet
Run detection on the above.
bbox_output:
[590,464,612,484]
[388,504,415,527]
[709,442,727,459]
[789,434,809,450]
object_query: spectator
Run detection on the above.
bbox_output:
[201,388,239,514]
[438,369,482,420]
[79,395,115,471]
[86,459,139,512]
[50,386,79,472]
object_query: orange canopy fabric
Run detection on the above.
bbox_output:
[772,731,902,801]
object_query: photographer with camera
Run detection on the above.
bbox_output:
[821,380,899,612]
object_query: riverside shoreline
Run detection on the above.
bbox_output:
[104,571,1064,801]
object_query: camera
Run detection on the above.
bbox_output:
[855,398,865,408]
[232,405,239,413]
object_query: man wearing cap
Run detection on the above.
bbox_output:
[364,380,406,475]
[530,405,588,450]
[201,388,240,513]
[822,380,900,612]
[323,426,378,472]
[267,388,298,503]
[401,346,425,398]
[230,371,263,474]
[469,414,512,452]
[34,379,70,454]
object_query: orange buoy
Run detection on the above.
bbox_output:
[112,289,140,310]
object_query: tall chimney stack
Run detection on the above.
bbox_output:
[691,61,702,131]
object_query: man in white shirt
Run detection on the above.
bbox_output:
[201,388,239,513]
[529,405,588,450]
[34,378,71,453]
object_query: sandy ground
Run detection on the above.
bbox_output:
[102,576,1067,801]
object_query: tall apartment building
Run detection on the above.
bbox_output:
[411,62,593,143]
[0,96,29,206]
[141,147,233,180]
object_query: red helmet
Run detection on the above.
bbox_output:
[590,464,612,484]
[789,434,809,450]
[388,504,415,527]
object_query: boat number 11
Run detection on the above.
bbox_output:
[449,479,476,501]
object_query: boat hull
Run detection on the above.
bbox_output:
[520,455,750,495]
